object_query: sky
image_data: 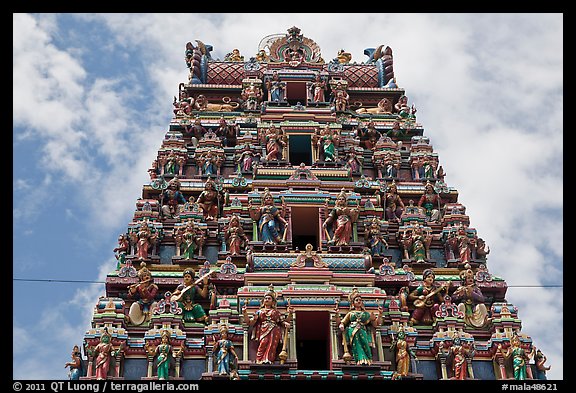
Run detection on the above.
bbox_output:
[13,13,563,380]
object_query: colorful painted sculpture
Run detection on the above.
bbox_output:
[130,221,158,260]
[249,188,288,244]
[113,234,129,269]
[383,181,405,222]
[448,334,473,380]
[197,177,220,222]
[242,285,294,364]
[323,188,359,246]
[311,73,326,103]
[128,262,159,325]
[335,288,382,365]
[175,219,206,259]
[264,125,285,161]
[365,217,388,256]
[534,348,551,380]
[418,181,443,223]
[155,330,172,380]
[390,327,416,377]
[408,269,449,325]
[451,266,489,328]
[499,334,533,380]
[266,72,285,102]
[92,329,118,380]
[213,324,239,376]
[224,214,249,255]
[64,345,83,380]
[170,268,209,323]
[161,177,187,218]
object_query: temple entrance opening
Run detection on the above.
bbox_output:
[289,134,312,165]
[290,207,319,251]
[286,81,308,105]
[295,311,331,370]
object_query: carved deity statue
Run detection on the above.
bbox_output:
[323,189,359,246]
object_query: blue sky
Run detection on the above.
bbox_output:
[13,13,563,379]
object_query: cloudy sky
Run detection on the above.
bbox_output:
[13,13,563,380]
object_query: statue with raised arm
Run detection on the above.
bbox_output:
[64,345,84,380]
[334,288,382,365]
[323,189,359,246]
[249,188,288,245]
[242,285,294,364]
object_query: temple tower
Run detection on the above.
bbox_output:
[73,27,546,381]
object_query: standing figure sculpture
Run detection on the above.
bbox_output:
[418,181,443,223]
[242,285,294,364]
[175,219,206,259]
[390,327,416,377]
[534,348,551,380]
[456,226,473,263]
[332,82,349,112]
[408,269,449,325]
[130,221,159,260]
[213,324,239,376]
[266,72,285,102]
[365,217,388,257]
[382,181,405,222]
[400,224,432,263]
[197,177,221,222]
[323,189,359,246]
[241,82,263,111]
[155,330,172,380]
[319,125,336,162]
[113,234,129,269]
[92,329,117,380]
[224,214,249,255]
[451,266,489,328]
[64,345,84,380]
[249,188,288,244]
[264,125,285,161]
[334,288,382,365]
[311,74,326,103]
[498,334,533,380]
[128,262,159,325]
[448,334,473,380]
[170,268,210,324]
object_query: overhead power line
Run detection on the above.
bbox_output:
[12,278,562,288]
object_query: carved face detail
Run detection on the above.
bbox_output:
[263,294,274,307]
[183,272,193,285]
[353,295,364,309]
[423,270,435,285]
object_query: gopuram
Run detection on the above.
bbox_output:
[71,27,551,381]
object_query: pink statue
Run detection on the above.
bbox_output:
[197,177,221,221]
[242,286,294,364]
[130,221,158,260]
[225,215,249,255]
[93,330,116,380]
[311,74,326,103]
[265,125,285,161]
[323,189,359,246]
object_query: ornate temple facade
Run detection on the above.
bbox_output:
[72,27,551,381]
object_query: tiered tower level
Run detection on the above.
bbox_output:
[76,27,549,381]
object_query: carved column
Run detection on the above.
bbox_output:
[86,354,94,378]
[146,353,154,378]
[375,327,385,362]
[206,345,214,373]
